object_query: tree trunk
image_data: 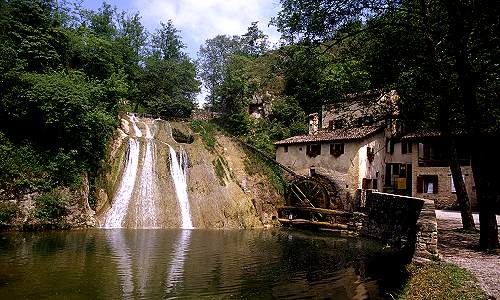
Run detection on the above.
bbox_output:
[421,0,476,231]
[445,0,498,249]
[448,137,475,230]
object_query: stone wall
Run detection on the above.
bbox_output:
[362,190,438,260]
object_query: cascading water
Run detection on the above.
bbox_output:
[168,145,194,229]
[131,114,143,138]
[103,138,140,228]
[137,122,158,228]
[101,115,194,229]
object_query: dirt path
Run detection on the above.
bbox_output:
[436,210,500,299]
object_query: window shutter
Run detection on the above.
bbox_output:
[417,176,424,193]
[402,142,407,154]
[433,176,439,194]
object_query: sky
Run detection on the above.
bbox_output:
[78,0,283,59]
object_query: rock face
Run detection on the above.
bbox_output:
[95,116,283,229]
[1,173,96,230]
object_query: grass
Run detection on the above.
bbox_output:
[189,120,217,152]
[396,262,489,300]
[243,147,288,195]
[213,156,228,186]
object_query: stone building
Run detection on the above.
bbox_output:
[274,90,476,210]
[275,123,386,206]
[399,130,476,210]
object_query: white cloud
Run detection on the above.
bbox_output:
[129,0,282,57]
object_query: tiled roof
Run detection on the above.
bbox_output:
[402,128,468,140]
[274,125,383,145]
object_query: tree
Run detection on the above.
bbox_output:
[198,34,242,108]
[197,22,269,110]
[138,20,200,118]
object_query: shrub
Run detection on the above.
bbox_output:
[34,192,66,221]
[189,120,217,152]
[0,201,18,224]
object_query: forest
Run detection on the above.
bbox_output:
[0,0,499,249]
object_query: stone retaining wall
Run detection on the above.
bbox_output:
[362,190,438,260]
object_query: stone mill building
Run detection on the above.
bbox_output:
[274,90,477,210]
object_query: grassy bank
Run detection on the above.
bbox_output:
[397,262,488,300]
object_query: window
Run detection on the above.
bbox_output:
[367,146,375,162]
[328,121,334,130]
[401,142,412,154]
[330,143,344,157]
[306,144,321,157]
[386,138,394,154]
[417,175,439,194]
[284,145,288,153]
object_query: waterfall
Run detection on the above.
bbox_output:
[137,138,158,228]
[104,138,140,228]
[168,145,194,229]
[101,116,194,229]
[130,114,143,138]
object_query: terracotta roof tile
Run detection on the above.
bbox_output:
[274,125,383,145]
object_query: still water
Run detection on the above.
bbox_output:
[0,229,404,299]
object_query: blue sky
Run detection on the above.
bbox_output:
[78,0,282,59]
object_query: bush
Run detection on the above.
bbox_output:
[189,120,217,152]
[34,192,66,221]
[0,201,18,224]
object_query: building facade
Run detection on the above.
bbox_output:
[274,90,476,210]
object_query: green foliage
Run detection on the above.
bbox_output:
[223,112,252,136]
[243,148,287,195]
[138,52,199,118]
[0,201,19,224]
[34,191,66,221]
[0,133,48,194]
[197,22,269,108]
[189,120,217,152]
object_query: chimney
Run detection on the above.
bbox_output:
[308,113,319,135]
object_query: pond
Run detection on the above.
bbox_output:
[0,229,405,299]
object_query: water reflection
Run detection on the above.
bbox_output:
[106,230,134,298]
[0,229,405,300]
[164,230,191,297]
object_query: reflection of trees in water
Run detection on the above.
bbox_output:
[1,229,406,299]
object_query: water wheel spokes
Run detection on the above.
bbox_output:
[287,177,328,209]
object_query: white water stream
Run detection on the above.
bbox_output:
[168,145,194,229]
[101,116,194,229]
[103,138,140,228]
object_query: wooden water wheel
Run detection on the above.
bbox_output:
[286,177,329,209]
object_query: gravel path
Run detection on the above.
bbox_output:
[436,210,500,299]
